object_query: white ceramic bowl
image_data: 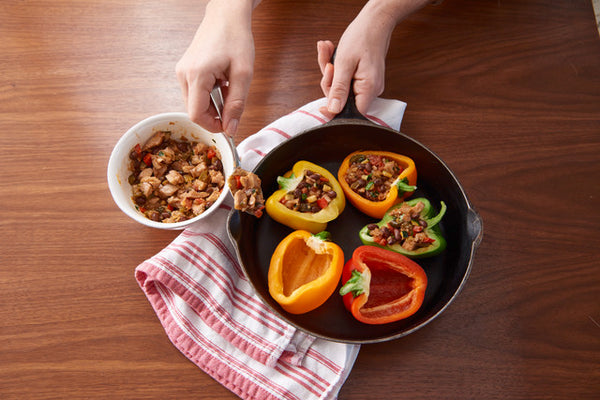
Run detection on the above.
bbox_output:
[107,112,234,229]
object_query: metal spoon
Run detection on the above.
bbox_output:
[210,84,242,167]
[210,84,265,217]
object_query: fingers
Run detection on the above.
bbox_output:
[222,63,253,136]
[317,40,335,74]
[175,57,224,132]
[320,62,334,97]
[353,80,379,116]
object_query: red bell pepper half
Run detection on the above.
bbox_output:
[339,246,427,324]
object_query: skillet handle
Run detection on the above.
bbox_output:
[467,206,483,251]
[329,49,369,122]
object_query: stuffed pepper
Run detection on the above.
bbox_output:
[265,160,345,233]
[338,151,417,219]
[359,197,446,258]
[339,246,427,325]
[269,231,344,314]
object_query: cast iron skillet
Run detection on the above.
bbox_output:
[227,95,483,344]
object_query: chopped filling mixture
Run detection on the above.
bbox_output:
[279,170,337,213]
[366,201,435,251]
[344,154,403,201]
[228,167,265,218]
[128,130,225,223]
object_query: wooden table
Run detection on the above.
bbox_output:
[2,1,599,398]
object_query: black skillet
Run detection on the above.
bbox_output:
[227,91,483,344]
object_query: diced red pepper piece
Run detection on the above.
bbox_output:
[142,153,152,166]
[317,197,329,209]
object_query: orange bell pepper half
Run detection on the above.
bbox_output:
[337,151,417,219]
[339,246,427,324]
[268,231,344,314]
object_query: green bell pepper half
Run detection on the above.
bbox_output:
[359,197,447,258]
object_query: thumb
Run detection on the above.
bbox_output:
[327,63,354,114]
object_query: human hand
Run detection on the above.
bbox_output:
[176,0,257,136]
[317,0,430,116]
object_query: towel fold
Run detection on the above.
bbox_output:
[135,97,407,400]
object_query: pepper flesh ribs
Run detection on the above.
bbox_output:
[339,246,427,324]
[268,231,344,314]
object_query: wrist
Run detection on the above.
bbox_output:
[361,0,431,26]
[205,0,261,25]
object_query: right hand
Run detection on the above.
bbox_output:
[175,0,256,136]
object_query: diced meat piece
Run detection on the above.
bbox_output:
[190,163,207,178]
[158,183,179,198]
[190,154,203,165]
[143,131,166,150]
[171,160,186,172]
[240,172,261,190]
[140,176,161,189]
[146,197,160,207]
[138,168,153,180]
[152,163,167,179]
[210,170,225,187]
[206,190,221,203]
[192,201,206,215]
[402,237,418,251]
[383,161,396,174]
[193,143,209,155]
[165,170,184,185]
[410,201,425,218]
[233,190,248,209]
[138,182,153,198]
[159,147,175,164]
[192,179,208,191]
[181,189,202,199]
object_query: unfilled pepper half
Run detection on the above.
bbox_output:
[265,160,345,234]
[339,246,427,324]
[359,197,447,258]
[268,230,344,314]
[337,151,417,219]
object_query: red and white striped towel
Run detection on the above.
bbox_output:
[135,97,407,400]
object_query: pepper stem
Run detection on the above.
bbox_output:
[339,270,368,298]
[313,231,331,241]
[396,177,417,194]
[276,173,297,190]
[427,201,447,228]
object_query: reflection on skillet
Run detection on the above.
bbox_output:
[228,124,477,344]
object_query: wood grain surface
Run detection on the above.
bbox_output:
[1,0,599,399]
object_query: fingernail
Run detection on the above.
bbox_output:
[226,118,239,136]
[328,98,341,114]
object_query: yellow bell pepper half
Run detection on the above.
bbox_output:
[268,231,344,314]
[265,160,345,234]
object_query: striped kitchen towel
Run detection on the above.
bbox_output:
[135,97,407,400]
